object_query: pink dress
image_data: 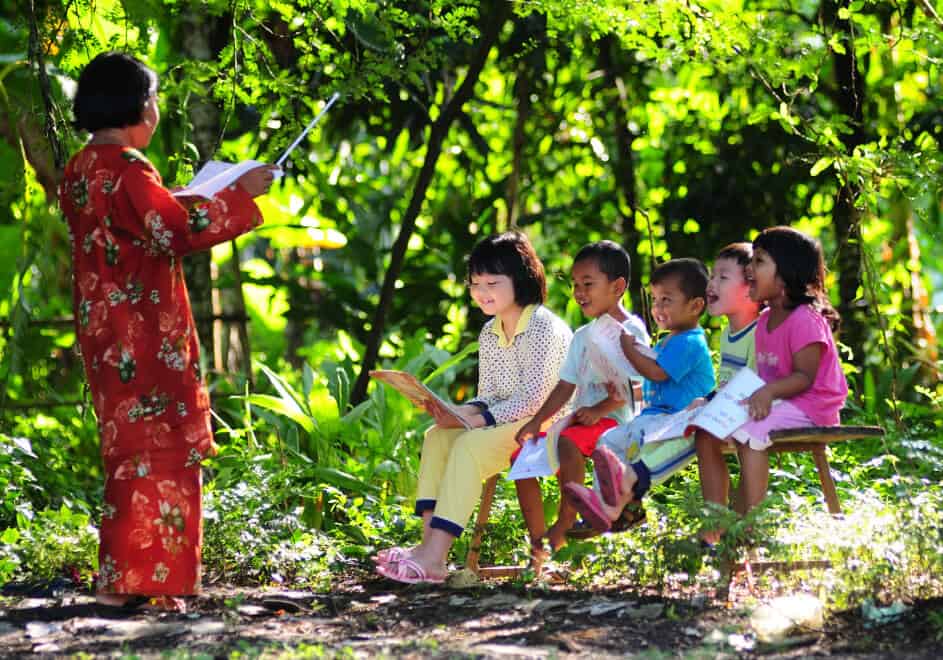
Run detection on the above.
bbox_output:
[732,304,848,449]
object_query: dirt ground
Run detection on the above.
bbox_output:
[2,567,941,658]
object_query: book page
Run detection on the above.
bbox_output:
[172,159,281,199]
[369,370,470,429]
[641,408,699,444]
[507,414,569,481]
[585,315,655,401]
[685,367,767,439]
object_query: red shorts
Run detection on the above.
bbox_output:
[510,417,618,463]
[558,417,619,456]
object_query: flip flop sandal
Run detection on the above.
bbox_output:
[562,483,612,533]
[373,547,409,565]
[591,446,625,507]
[375,557,446,585]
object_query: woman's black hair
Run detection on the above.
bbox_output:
[753,226,841,331]
[467,231,547,306]
[73,52,158,133]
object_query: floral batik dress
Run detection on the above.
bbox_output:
[59,145,264,596]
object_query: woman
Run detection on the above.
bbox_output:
[59,52,276,611]
[374,232,572,584]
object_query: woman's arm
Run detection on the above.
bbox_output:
[120,161,271,256]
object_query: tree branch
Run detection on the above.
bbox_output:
[351,0,511,405]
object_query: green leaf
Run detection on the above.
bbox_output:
[257,362,311,417]
[243,394,315,433]
[424,341,479,384]
[810,156,835,177]
[305,466,376,493]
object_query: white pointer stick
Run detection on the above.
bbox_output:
[275,92,340,168]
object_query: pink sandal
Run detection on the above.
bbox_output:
[563,483,612,533]
[592,445,625,507]
[375,558,446,585]
[373,547,410,565]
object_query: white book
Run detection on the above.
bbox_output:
[172,159,281,199]
[369,370,471,430]
[584,314,655,402]
[641,367,774,444]
[506,414,569,481]
[173,92,340,199]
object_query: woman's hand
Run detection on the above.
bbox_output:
[685,397,707,411]
[744,386,774,420]
[236,165,279,198]
[514,419,542,446]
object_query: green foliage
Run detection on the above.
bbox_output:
[1,0,943,614]
[0,504,97,585]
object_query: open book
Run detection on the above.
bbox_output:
[585,313,656,403]
[369,370,471,429]
[172,92,340,199]
[506,414,570,481]
[641,367,774,444]
[172,159,281,199]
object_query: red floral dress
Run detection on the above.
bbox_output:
[59,145,263,596]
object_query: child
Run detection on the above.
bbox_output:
[565,258,715,531]
[708,243,762,388]
[59,53,275,611]
[695,227,848,531]
[513,241,650,563]
[374,231,572,584]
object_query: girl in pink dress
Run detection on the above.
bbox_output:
[695,227,848,538]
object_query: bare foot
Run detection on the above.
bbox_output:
[141,596,187,613]
[96,593,133,607]
[544,523,568,553]
[700,529,722,545]
[96,593,187,612]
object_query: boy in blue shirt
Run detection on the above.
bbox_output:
[565,258,715,531]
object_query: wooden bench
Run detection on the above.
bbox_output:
[464,425,884,578]
[723,425,884,514]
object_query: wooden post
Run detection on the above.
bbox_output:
[465,475,498,572]
[812,446,842,514]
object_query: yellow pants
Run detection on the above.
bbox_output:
[415,418,531,537]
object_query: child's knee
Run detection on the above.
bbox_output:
[694,430,721,455]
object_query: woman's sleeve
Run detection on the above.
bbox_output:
[486,315,572,425]
[119,161,263,256]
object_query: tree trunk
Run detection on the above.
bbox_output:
[822,0,867,359]
[177,12,225,376]
[598,36,645,318]
[351,0,511,405]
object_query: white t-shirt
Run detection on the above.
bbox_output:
[558,314,650,424]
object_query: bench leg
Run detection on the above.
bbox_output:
[812,446,841,514]
[465,475,499,573]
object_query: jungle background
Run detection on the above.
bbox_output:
[1,0,943,654]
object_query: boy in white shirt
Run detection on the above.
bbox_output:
[514,241,649,568]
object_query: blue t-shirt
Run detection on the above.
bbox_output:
[642,328,715,415]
